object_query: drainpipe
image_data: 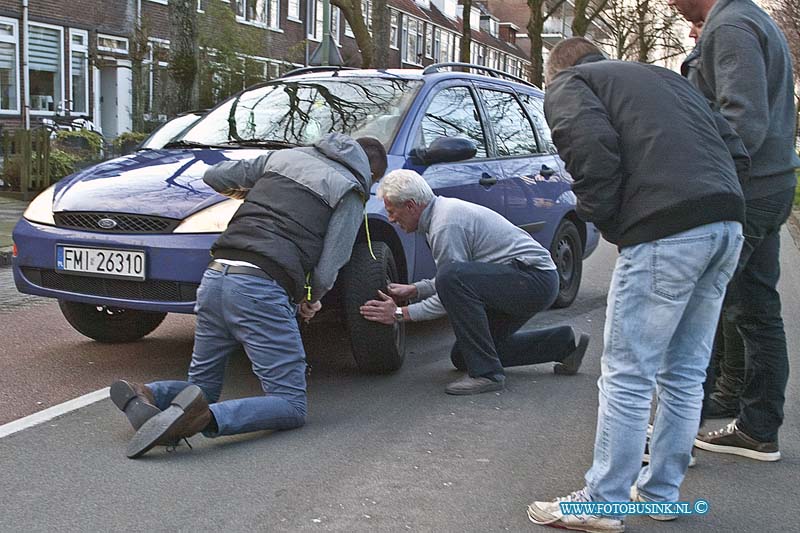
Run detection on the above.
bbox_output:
[22,0,29,129]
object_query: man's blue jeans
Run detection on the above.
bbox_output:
[583,221,743,509]
[147,267,307,437]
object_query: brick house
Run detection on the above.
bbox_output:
[0,0,530,138]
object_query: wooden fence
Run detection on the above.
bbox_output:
[1,128,52,200]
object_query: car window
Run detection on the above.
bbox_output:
[479,89,538,157]
[416,86,487,158]
[140,113,203,150]
[183,77,421,148]
[519,94,556,154]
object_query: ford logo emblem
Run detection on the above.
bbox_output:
[98,218,117,229]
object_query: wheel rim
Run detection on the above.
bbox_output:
[555,236,575,291]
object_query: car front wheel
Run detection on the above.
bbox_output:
[340,242,406,374]
[58,300,167,343]
[550,219,583,308]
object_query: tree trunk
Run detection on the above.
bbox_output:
[527,0,545,87]
[372,0,390,68]
[168,0,198,113]
[460,0,472,63]
[332,0,373,68]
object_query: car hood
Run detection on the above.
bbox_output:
[53,148,264,219]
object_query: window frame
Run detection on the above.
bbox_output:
[68,28,89,115]
[478,86,541,158]
[0,16,20,115]
[28,21,64,116]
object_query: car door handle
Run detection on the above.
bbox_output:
[540,165,556,179]
[479,173,498,186]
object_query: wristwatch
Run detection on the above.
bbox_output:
[393,306,404,322]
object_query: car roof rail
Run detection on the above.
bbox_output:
[422,62,540,90]
[279,66,358,78]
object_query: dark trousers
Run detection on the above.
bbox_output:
[705,187,794,442]
[437,261,575,380]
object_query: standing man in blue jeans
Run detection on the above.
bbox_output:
[359,169,590,396]
[526,38,747,532]
[669,0,800,460]
[110,133,387,458]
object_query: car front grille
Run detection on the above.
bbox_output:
[53,212,180,233]
[21,268,198,302]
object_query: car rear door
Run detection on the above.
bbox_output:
[404,80,507,216]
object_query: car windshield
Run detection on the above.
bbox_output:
[140,112,204,150]
[182,77,421,148]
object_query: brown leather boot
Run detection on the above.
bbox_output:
[110,380,161,430]
[126,385,212,459]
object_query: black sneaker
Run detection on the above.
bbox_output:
[554,332,590,375]
[694,420,780,461]
[642,425,696,468]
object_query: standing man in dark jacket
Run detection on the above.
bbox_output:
[670,0,800,461]
[111,133,387,459]
[526,38,746,533]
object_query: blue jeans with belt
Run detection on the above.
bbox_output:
[582,221,742,511]
[147,266,307,436]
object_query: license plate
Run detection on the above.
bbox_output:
[56,246,146,281]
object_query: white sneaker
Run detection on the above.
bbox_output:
[629,485,678,521]
[527,488,625,533]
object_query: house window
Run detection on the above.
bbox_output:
[144,40,170,118]
[69,29,89,115]
[197,0,205,12]
[390,11,399,48]
[402,17,422,65]
[331,7,340,43]
[288,0,300,20]
[97,34,129,54]
[313,0,323,40]
[0,17,19,113]
[29,23,63,113]
[238,0,280,29]
[425,24,433,59]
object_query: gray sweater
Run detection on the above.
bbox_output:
[684,0,800,199]
[408,196,556,321]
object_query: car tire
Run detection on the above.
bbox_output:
[550,219,583,309]
[340,242,406,374]
[58,300,167,343]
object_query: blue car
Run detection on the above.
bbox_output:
[13,64,599,373]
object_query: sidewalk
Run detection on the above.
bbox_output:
[0,195,28,267]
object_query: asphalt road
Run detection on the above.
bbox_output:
[0,232,798,532]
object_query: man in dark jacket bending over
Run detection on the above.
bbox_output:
[526,38,747,532]
[110,133,387,459]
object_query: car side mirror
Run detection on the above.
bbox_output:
[411,137,477,166]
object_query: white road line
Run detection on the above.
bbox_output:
[0,387,110,439]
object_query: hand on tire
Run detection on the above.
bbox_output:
[386,283,417,302]
[360,290,397,325]
[299,300,322,323]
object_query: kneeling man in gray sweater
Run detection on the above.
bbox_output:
[360,169,588,395]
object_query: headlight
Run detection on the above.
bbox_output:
[173,198,243,233]
[23,185,56,225]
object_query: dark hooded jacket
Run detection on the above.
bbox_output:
[544,55,748,247]
[204,133,372,302]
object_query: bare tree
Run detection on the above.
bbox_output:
[371,0,391,68]
[461,0,473,63]
[768,0,800,139]
[572,0,610,37]
[332,0,374,67]
[168,0,199,112]
[596,0,686,63]
[527,0,567,87]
